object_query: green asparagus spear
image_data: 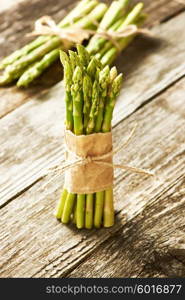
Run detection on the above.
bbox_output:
[72,201,77,224]
[87,57,100,79]
[101,72,123,228]
[60,50,74,131]
[94,191,104,228]
[85,194,94,229]
[103,187,114,227]
[95,65,110,132]
[54,188,68,219]
[71,58,86,228]
[76,194,86,229]
[109,66,118,82]
[83,73,93,129]
[71,66,84,135]
[59,0,98,28]
[62,193,76,223]
[74,2,107,30]
[77,44,91,67]
[17,48,60,87]
[102,73,123,133]
[86,73,100,134]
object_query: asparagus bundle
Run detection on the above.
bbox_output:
[0,0,107,85]
[55,45,123,229]
[0,0,145,87]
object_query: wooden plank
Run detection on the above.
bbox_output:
[0,77,185,277]
[1,12,185,207]
[0,0,184,118]
[69,177,185,278]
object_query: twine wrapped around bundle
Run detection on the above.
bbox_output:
[47,126,154,194]
[29,16,150,50]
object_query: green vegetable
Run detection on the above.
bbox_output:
[56,45,123,229]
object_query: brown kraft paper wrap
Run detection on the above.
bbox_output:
[64,129,113,194]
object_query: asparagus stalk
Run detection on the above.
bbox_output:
[59,0,98,28]
[54,188,68,219]
[101,73,123,227]
[61,193,76,223]
[95,65,110,132]
[76,194,86,229]
[94,191,104,228]
[86,75,100,134]
[71,66,84,135]
[17,48,60,87]
[93,66,118,228]
[72,201,77,224]
[0,0,98,70]
[62,63,85,225]
[77,44,90,67]
[60,51,73,131]
[73,2,107,30]
[71,63,86,228]
[102,73,123,132]
[85,194,94,229]
[83,73,93,129]
[109,66,118,82]
[103,188,114,227]
[74,46,96,229]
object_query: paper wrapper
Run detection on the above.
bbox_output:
[64,130,113,194]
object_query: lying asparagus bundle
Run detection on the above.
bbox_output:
[0,0,145,87]
[55,45,123,229]
[0,0,107,85]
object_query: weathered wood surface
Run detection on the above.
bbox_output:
[69,177,185,278]
[0,0,185,278]
[0,0,185,118]
[1,11,185,207]
[0,77,185,277]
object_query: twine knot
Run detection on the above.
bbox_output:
[83,156,93,165]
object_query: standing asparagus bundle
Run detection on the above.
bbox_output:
[0,0,145,87]
[55,45,123,229]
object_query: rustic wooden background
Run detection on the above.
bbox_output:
[0,0,185,278]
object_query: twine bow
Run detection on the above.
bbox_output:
[28,16,150,50]
[47,124,154,178]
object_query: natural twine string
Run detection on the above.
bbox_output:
[46,124,154,178]
[28,16,150,50]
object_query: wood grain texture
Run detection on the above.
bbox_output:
[0,77,185,277]
[69,177,185,278]
[0,12,185,207]
[0,0,185,118]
